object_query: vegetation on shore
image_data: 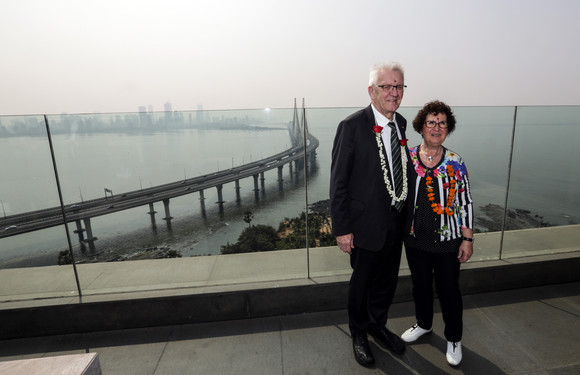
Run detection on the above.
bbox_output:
[220,209,335,254]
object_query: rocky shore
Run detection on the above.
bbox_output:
[0,200,556,268]
[475,203,552,232]
[62,201,558,264]
[309,199,552,233]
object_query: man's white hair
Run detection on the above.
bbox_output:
[369,62,405,86]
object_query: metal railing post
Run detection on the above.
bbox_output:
[301,99,311,279]
[44,115,83,300]
[499,106,518,260]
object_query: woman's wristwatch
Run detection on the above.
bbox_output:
[462,237,474,242]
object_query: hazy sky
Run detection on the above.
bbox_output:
[1,0,579,115]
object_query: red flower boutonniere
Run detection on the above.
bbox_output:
[373,125,383,133]
[400,138,408,146]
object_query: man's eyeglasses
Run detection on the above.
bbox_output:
[424,121,448,129]
[376,84,407,93]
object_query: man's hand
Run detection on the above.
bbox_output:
[336,233,355,254]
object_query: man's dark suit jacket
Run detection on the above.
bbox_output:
[330,105,408,252]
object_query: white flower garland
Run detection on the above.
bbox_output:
[375,131,408,203]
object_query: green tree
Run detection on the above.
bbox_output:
[221,224,278,254]
[243,210,254,227]
[58,250,73,265]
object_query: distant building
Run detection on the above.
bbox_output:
[197,104,204,123]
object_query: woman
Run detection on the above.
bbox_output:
[400,100,474,366]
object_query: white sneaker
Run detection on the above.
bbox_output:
[400,324,432,343]
[446,341,462,366]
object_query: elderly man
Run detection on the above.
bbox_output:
[330,61,409,367]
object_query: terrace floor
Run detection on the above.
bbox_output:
[0,281,578,374]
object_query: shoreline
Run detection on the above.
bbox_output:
[0,201,561,269]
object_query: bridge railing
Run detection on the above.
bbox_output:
[0,105,579,304]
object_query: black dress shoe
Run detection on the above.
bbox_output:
[368,326,406,355]
[352,332,375,367]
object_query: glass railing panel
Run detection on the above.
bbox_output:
[303,107,360,278]
[4,105,578,304]
[0,115,79,306]
[208,107,310,283]
[502,105,580,258]
[441,106,516,261]
[44,107,312,295]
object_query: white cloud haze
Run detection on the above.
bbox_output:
[1,0,579,115]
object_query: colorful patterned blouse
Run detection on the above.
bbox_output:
[406,145,474,246]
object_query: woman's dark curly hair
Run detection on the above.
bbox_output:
[412,100,456,134]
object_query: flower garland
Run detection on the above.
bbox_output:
[373,125,408,203]
[426,164,456,216]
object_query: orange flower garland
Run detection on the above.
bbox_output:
[426,164,456,216]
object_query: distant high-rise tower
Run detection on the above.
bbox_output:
[197,104,204,122]
[138,106,152,127]
[164,102,172,112]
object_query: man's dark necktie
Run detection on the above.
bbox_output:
[388,122,404,211]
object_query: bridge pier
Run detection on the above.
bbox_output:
[162,199,173,230]
[294,159,302,172]
[199,190,207,219]
[234,180,241,204]
[308,151,318,174]
[260,172,266,197]
[216,185,224,214]
[277,166,284,190]
[82,218,97,251]
[290,162,297,184]
[310,150,317,164]
[73,220,86,251]
[147,202,157,228]
[252,174,260,201]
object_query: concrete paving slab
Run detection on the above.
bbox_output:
[0,266,78,300]
[477,301,578,369]
[157,318,283,375]
[501,225,580,258]
[307,246,352,276]
[0,353,101,375]
[94,340,166,375]
[471,231,503,261]
[279,312,355,374]
[208,249,309,284]
[462,304,540,374]
[77,256,218,294]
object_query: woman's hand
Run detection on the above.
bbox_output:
[458,241,473,263]
[459,227,474,263]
